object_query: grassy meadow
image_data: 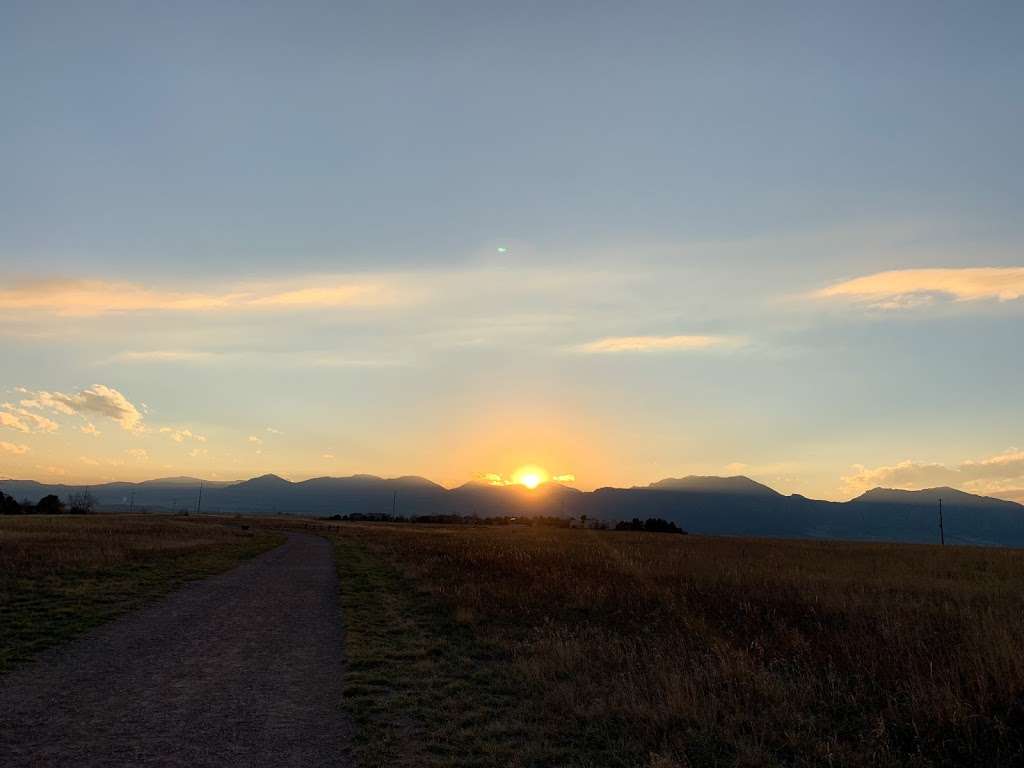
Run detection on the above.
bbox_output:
[312,522,1024,768]
[0,515,282,671]
[5,513,1024,766]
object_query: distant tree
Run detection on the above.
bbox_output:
[67,489,97,515]
[0,491,24,515]
[36,494,65,515]
[615,517,686,534]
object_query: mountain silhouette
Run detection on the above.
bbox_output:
[646,475,779,495]
[3,474,1023,547]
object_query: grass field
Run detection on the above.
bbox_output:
[317,522,1024,768]
[0,515,282,672]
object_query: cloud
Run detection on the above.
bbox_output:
[19,384,143,431]
[305,356,407,368]
[188,447,207,458]
[479,470,575,486]
[322,453,335,460]
[0,277,393,317]
[111,350,220,363]
[80,423,101,437]
[266,427,283,435]
[816,267,1024,309]
[125,448,149,461]
[160,427,206,443]
[1,405,59,433]
[248,436,263,446]
[0,411,30,433]
[0,441,29,455]
[578,334,739,353]
[841,449,1024,498]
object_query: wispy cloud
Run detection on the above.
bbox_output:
[0,412,29,433]
[816,267,1024,309]
[0,277,395,317]
[110,350,220,363]
[1,405,59,433]
[841,449,1024,498]
[0,441,30,455]
[578,334,739,353]
[159,427,206,443]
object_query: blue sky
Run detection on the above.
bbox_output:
[2,1,1023,499]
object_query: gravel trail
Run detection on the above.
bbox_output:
[0,532,353,767]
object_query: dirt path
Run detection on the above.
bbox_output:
[0,532,353,767]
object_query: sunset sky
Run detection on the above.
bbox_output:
[2,2,1023,501]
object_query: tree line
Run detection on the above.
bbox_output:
[326,511,686,533]
[0,489,97,515]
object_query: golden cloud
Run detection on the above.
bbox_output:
[1,405,59,433]
[817,267,1024,308]
[0,411,30,433]
[160,427,206,443]
[578,334,737,353]
[19,385,143,431]
[0,277,393,317]
[841,449,1024,498]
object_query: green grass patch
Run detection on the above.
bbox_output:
[0,516,282,673]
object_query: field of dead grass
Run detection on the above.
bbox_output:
[319,522,1024,768]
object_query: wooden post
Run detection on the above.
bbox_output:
[196,481,204,515]
[938,498,945,546]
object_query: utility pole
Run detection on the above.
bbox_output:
[938,498,945,546]
[392,490,397,517]
[196,481,204,515]
[128,491,134,515]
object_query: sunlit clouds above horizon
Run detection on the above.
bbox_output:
[2,2,1023,500]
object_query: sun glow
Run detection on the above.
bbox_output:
[512,465,549,489]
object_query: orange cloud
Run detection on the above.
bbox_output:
[1,405,59,433]
[160,427,206,443]
[578,335,737,353]
[0,277,393,317]
[817,267,1024,308]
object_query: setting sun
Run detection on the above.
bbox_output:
[511,465,548,489]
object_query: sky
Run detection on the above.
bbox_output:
[2,1,1023,501]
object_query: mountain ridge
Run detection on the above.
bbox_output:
[3,474,1022,547]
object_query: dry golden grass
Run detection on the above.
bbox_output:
[0,515,281,671]
[319,522,1024,767]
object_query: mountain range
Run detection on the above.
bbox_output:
[3,473,1023,547]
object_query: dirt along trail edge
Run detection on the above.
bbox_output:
[0,531,353,768]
